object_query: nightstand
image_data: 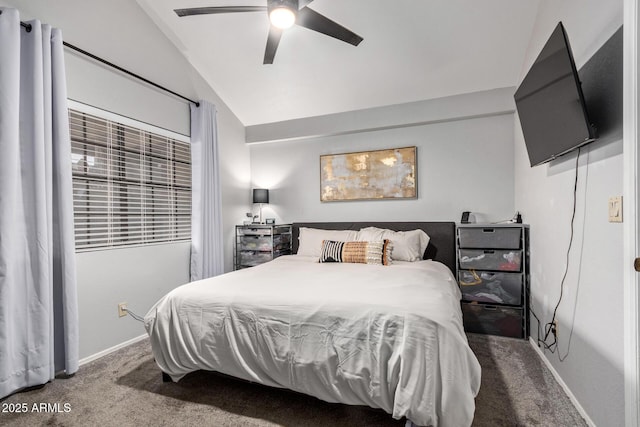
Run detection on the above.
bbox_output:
[234,224,292,270]
[456,224,530,339]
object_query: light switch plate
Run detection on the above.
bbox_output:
[609,196,623,223]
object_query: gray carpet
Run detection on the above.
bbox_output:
[0,334,586,426]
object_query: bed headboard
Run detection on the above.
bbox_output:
[291,222,456,273]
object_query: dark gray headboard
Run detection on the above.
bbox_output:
[291,222,456,273]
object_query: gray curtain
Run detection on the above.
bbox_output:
[0,8,79,399]
[190,101,224,280]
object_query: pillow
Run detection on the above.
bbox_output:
[357,227,430,262]
[297,228,358,257]
[319,240,392,265]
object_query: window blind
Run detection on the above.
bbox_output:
[69,109,191,250]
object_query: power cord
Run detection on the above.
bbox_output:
[123,307,145,323]
[540,147,581,353]
[530,307,555,350]
[490,212,522,225]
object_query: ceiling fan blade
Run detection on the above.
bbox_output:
[296,7,363,46]
[264,26,283,64]
[174,6,267,17]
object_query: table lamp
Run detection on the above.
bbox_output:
[252,189,269,224]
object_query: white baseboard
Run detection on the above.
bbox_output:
[528,337,596,427]
[79,334,148,367]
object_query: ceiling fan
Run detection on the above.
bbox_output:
[174,0,363,64]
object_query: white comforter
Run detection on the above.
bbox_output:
[144,255,481,427]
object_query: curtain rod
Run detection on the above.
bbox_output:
[8,12,200,107]
[62,42,200,107]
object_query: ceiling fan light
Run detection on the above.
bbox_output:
[270,7,296,29]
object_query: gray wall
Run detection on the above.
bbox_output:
[250,89,517,225]
[0,0,250,360]
[76,243,190,355]
[514,1,624,425]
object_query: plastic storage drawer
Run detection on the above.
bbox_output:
[458,270,522,305]
[239,227,272,236]
[458,249,522,272]
[462,303,523,338]
[239,251,273,266]
[239,234,291,251]
[458,227,522,249]
[239,236,273,251]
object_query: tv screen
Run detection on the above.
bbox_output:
[514,22,596,167]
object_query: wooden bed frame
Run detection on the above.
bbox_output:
[291,221,457,273]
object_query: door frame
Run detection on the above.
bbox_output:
[624,1,640,426]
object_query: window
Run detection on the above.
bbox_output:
[69,108,191,250]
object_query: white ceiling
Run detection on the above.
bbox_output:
[136,0,540,126]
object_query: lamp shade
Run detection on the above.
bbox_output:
[252,189,269,204]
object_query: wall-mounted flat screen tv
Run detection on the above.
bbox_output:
[514,22,597,167]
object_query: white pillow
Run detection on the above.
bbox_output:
[357,227,430,262]
[297,227,358,257]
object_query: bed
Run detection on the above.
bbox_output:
[144,222,481,427]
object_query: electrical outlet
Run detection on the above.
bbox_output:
[118,302,128,318]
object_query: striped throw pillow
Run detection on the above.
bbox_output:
[319,240,392,265]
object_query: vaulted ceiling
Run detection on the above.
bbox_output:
[136,0,540,125]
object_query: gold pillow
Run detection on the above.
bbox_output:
[319,240,392,265]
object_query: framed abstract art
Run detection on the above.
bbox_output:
[320,146,417,202]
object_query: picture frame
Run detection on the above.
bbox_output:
[320,146,417,202]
